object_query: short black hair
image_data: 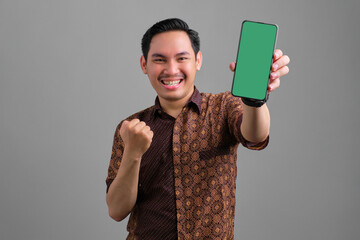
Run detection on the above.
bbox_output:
[141,18,200,61]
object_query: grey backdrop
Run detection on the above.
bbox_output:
[1,0,359,239]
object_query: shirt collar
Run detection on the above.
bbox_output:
[153,86,202,115]
[189,86,202,112]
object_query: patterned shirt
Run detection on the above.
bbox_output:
[106,87,269,239]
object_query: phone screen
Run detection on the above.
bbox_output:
[232,20,278,100]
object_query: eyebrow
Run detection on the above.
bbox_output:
[151,51,191,58]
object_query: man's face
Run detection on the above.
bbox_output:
[140,31,202,104]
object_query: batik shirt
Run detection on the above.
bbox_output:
[106,88,269,239]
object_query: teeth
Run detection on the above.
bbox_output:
[163,80,181,86]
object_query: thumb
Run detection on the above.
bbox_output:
[229,62,236,72]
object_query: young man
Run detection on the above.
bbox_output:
[106,18,290,239]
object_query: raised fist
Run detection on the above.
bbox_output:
[119,119,153,159]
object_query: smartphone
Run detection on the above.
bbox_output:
[231,20,278,100]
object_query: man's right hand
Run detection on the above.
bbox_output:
[120,119,153,160]
[107,118,153,221]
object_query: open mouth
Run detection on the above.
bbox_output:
[161,79,183,86]
[159,77,184,89]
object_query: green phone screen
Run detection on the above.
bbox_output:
[232,21,278,100]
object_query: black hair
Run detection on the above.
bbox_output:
[141,18,200,61]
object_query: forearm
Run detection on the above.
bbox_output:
[240,103,270,143]
[106,149,141,222]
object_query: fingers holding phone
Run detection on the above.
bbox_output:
[230,49,290,93]
[268,49,290,92]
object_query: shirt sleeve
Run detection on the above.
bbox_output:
[224,91,269,150]
[105,122,124,193]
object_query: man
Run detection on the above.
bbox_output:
[106,18,290,239]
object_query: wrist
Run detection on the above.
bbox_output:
[241,94,269,108]
[123,147,143,162]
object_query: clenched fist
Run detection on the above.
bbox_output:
[120,119,153,160]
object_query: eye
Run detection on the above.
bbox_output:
[153,58,165,63]
[178,57,188,61]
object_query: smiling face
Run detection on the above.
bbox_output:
[140,30,202,107]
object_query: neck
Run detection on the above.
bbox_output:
[158,89,194,118]
[159,100,184,118]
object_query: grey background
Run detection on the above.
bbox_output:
[0,0,359,239]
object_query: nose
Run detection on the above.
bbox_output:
[164,59,179,75]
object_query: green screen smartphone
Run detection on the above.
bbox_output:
[231,20,278,100]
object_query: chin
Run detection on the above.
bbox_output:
[160,92,185,101]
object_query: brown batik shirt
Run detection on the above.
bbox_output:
[106,87,269,240]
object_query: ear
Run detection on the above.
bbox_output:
[140,55,147,74]
[195,51,203,71]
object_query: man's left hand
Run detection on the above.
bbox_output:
[229,49,290,93]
